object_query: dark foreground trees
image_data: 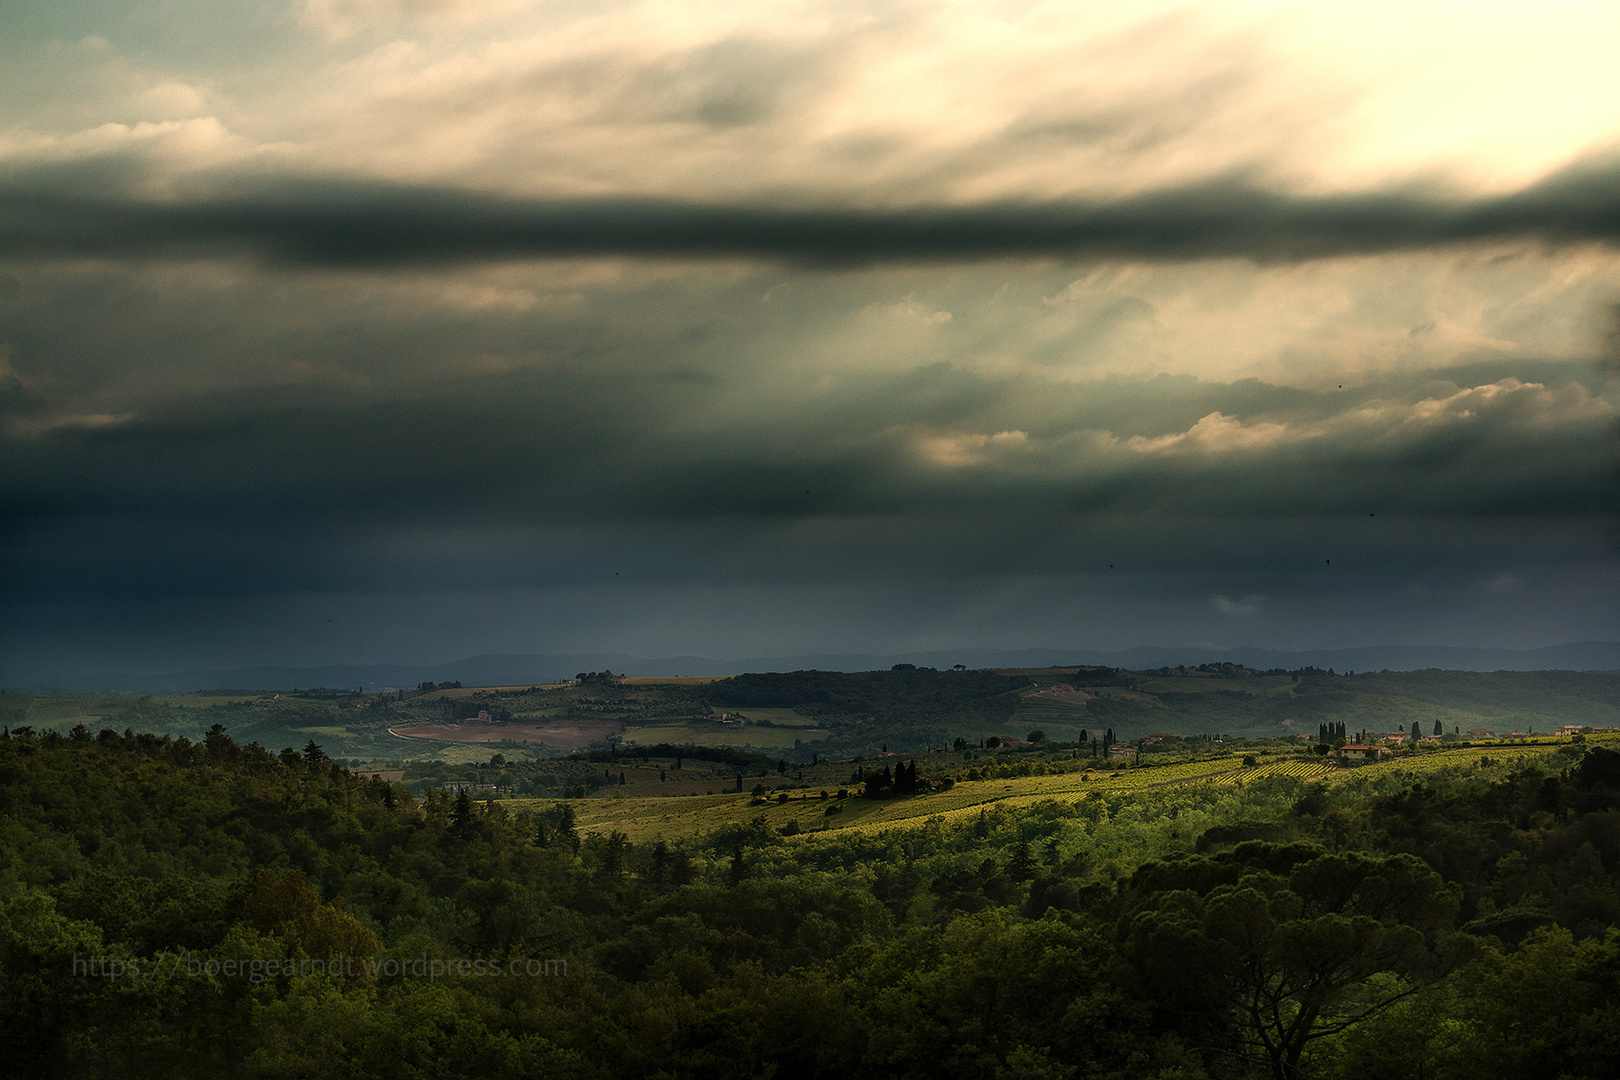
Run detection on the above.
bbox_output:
[4,727,1620,1079]
[1122,844,1460,1080]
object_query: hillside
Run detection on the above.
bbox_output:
[6,724,1620,1079]
[3,666,1616,768]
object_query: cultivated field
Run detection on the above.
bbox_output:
[531,739,1595,845]
[389,720,618,750]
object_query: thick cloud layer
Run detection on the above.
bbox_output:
[2,2,1619,681]
[7,163,1620,266]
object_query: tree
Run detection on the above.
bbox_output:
[1434,719,1443,737]
[864,766,893,799]
[203,723,236,764]
[1122,845,1460,1080]
[554,802,579,851]
[302,740,328,765]
[601,831,627,877]
[1007,839,1036,882]
[650,840,670,889]
[450,790,476,839]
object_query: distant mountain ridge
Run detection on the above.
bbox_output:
[17,641,1620,693]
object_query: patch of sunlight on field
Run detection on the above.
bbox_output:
[522,738,1607,845]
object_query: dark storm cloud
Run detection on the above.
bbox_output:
[3,361,1612,606]
[6,158,1620,266]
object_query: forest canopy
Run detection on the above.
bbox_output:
[3,725,1620,1079]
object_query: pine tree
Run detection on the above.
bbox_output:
[1007,838,1036,882]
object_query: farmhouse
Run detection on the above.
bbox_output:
[1466,728,1495,740]
[1339,744,1386,761]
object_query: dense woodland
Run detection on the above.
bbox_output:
[4,722,1620,1079]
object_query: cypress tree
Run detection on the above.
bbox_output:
[451,790,475,838]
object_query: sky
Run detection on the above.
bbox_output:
[3,0,1620,682]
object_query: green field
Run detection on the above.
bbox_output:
[727,706,825,726]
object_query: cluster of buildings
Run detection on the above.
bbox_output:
[1338,723,1620,761]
